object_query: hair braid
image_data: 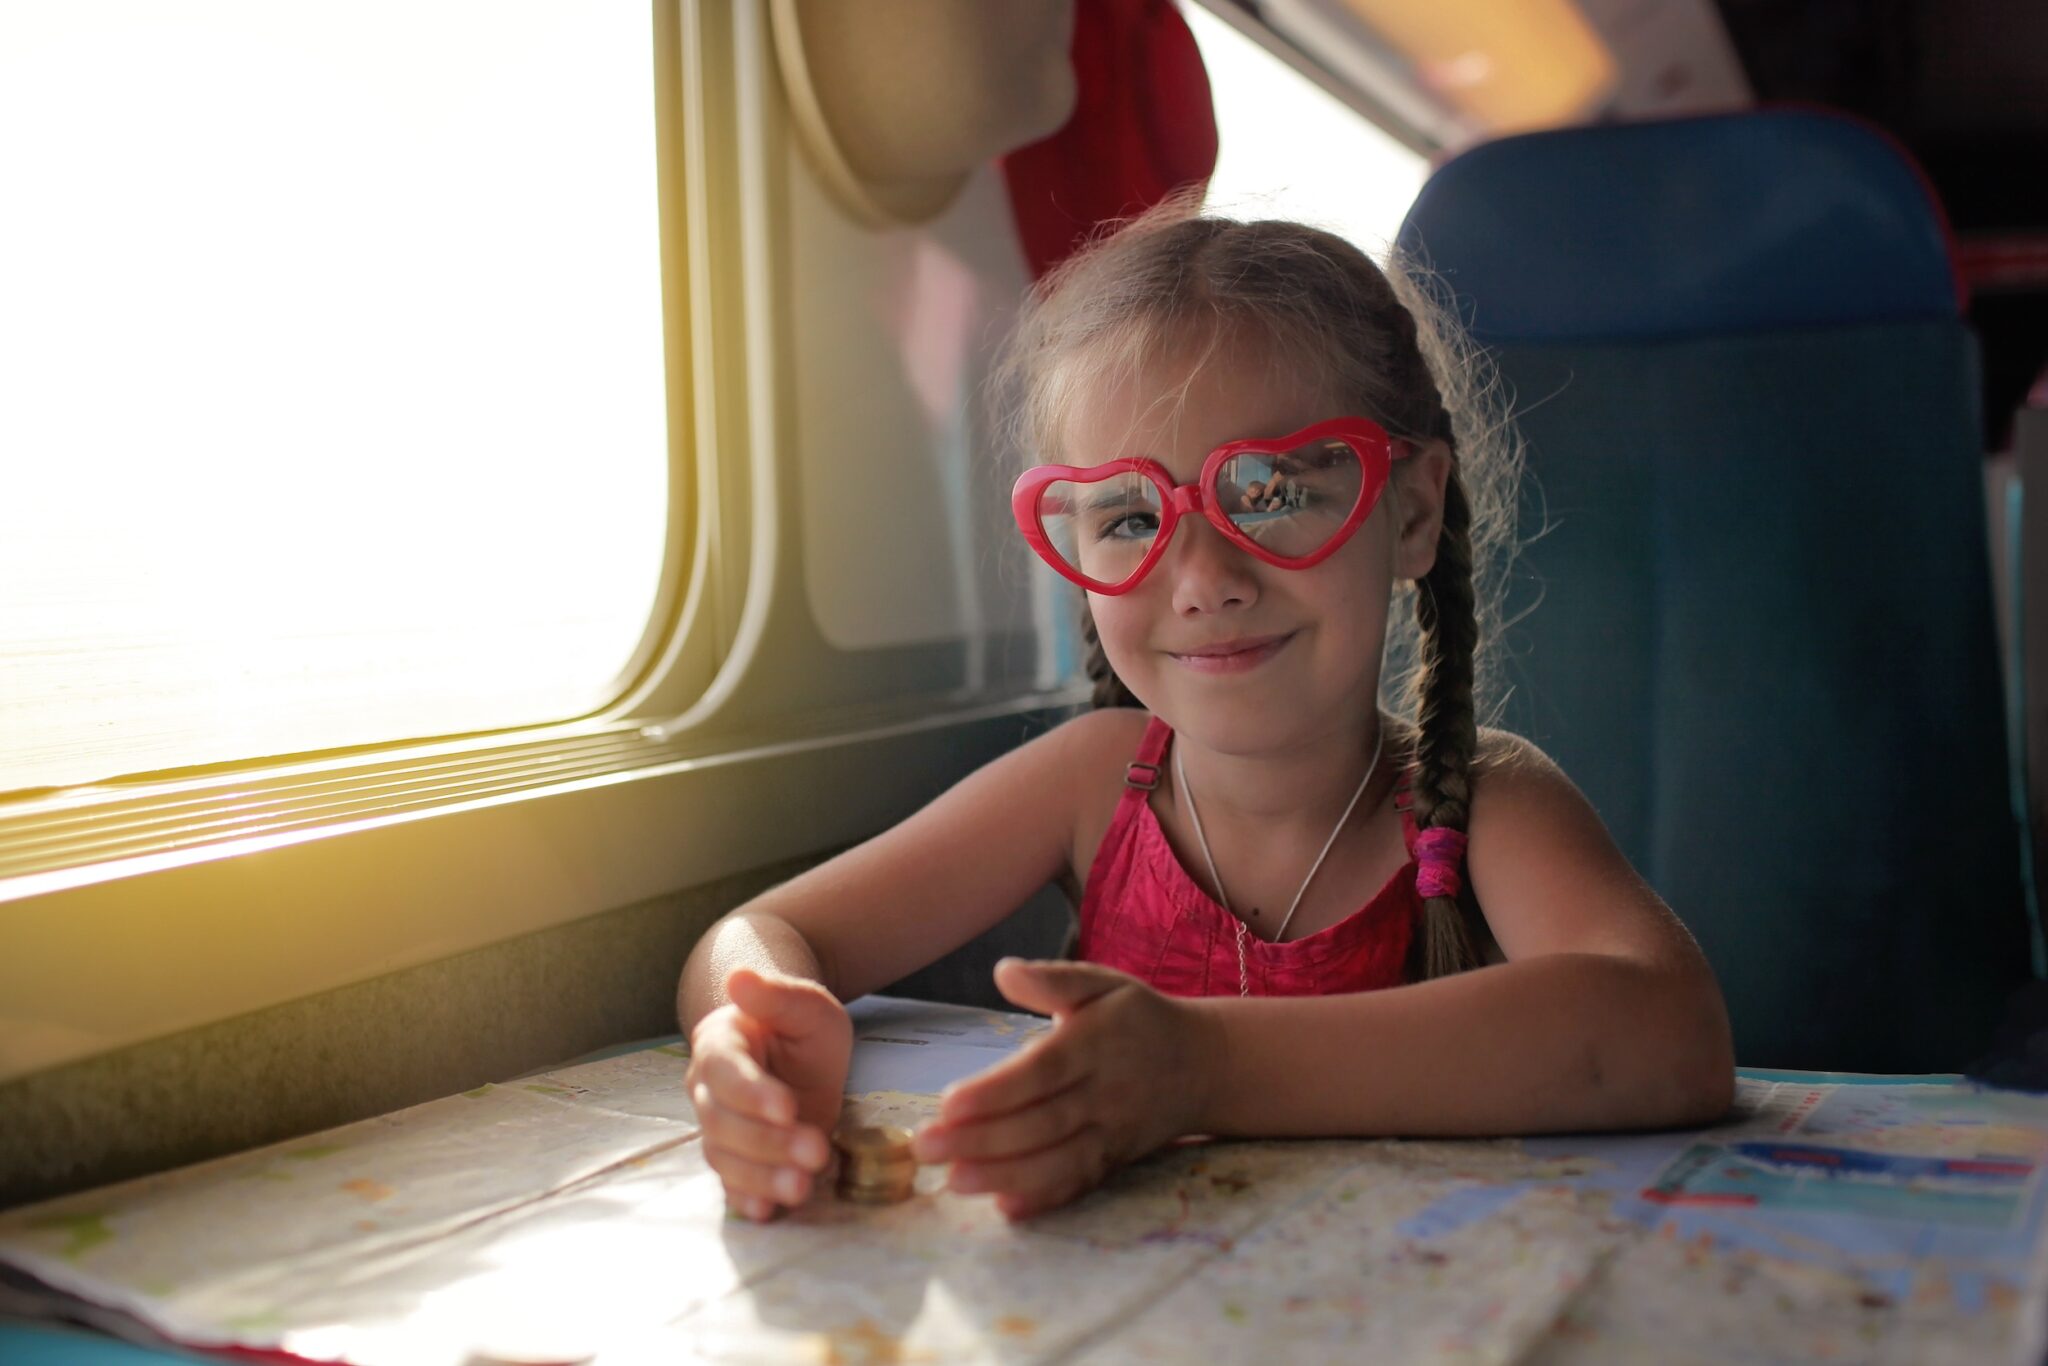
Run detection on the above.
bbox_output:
[1081,609,1140,709]
[1409,464,1484,980]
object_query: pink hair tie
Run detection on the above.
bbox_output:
[1413,826,1469,900]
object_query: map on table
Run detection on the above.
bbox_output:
[3,996,2047,1364]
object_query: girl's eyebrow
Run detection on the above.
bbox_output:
[1082,487,1148,513]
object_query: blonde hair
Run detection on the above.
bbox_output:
[997,196,1524,980]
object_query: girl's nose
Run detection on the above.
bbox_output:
[1166,516,1259,616]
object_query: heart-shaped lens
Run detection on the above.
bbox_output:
[1214,437,1367,560]
[1033,472,1164,588]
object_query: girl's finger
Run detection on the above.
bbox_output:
[991,958,1127,1019]
[696,1003,779,1079]
[696,1092,830,1172]
[917,1079,1089,1163]
[705,1145,815,1209]
[728,968,839,1038]
[996,1186,1082,1222]
[949,1124,1107,1211]
[692,1047,798,1126]
[940,1037,1086,1123]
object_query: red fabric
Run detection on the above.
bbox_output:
[1001,0,1219,281]
[1078,716,1421,997]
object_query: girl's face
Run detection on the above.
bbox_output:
[1060,335,1447,758]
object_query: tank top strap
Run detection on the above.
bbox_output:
[1120,714,1174,803]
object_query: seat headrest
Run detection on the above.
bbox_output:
[1396,109,1963,344]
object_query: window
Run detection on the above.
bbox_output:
[0,2,672,793]
[1185,2,1429,254]
[0,3,1087,1092]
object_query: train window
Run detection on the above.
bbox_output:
[1184,2,1427,253]
[0,3,671,793]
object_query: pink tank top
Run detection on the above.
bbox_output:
[1077,715,1423,997]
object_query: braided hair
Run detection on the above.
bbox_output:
[1080,610,1141,710]
[998,197,1521,981]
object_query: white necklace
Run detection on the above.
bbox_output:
[1174,724,1385,997]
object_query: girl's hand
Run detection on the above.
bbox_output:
[912,958,1216,1220]
[685,966,850,1221]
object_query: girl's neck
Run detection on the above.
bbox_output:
[1170,710,1404,827]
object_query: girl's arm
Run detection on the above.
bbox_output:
[677,707,1126,1031]
[1190,736,1735,1137]
[677,708,1125,1220]
[914,734,1732,1220]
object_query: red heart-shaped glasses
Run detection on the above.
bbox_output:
[1010,417,1404,595]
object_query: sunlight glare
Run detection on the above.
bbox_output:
[0,3,668,790]
[1185,4,1429,254]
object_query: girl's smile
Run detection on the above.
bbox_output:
[1166,630,1296,673]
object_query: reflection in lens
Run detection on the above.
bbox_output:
[1219,439,1363,557]
[1035,474,1163,585]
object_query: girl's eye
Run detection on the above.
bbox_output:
[1094,510,1160,542]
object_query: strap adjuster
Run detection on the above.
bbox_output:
[1124,761,1162,791]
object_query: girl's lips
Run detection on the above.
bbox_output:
[1168,632,1294,673]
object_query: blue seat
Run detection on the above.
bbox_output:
[0,1324,204,1365]
[1398,109,2032,1072]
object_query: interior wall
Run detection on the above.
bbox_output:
[0,859,803,1210]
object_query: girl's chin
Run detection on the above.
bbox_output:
[1152,683,1386,748]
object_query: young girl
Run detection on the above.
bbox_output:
[678,206,1734,1223]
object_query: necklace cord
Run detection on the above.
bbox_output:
[1171,722,1387,945]
[1274,722,1384,941]
[1174,745,1233,913]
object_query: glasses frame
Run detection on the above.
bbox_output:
[1010,416,1404,596]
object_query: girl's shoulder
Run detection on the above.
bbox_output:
[1394,722,1585,827]
[974,708,1150,816]
[1461,727,1624,875]
[1456,727,1692,971]
[1471,725,1550,776]
[1385,721,1551,784]
[1045,707,1157,879]
[1046,706,1156,778]
[1470,726,1578,782]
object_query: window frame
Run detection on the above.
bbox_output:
[0,0,1084,1086]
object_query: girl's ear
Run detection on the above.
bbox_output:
[1392,439,1453,580]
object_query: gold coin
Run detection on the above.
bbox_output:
[834,1124,913,1154]
[838,1167,916,1201]
[833,1123,918,1203]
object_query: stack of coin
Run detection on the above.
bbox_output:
[833,1123,918,1204]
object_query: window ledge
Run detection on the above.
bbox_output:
[0,688,1081,1084]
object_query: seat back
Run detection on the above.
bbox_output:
[1399,110,2030,1071]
